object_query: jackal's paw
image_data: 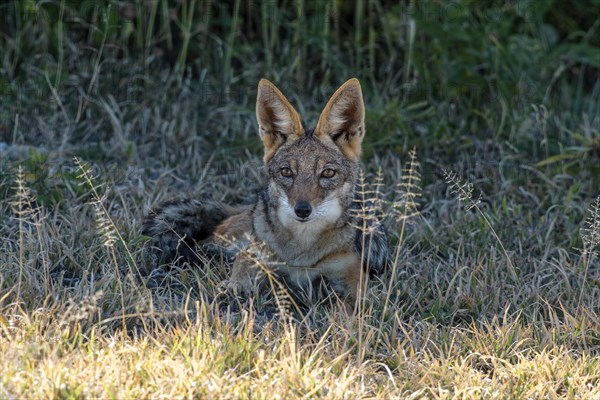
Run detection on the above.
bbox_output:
[220,279,253,297]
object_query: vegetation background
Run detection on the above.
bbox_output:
[1,0,599,398]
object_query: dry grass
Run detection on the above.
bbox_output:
[2,311,599,399]
[1,136,599,398]
[1,2,599,396]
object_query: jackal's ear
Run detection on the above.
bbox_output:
[315,78,365,161]
[256,79,303,162]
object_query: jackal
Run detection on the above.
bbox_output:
[143,79,388,304]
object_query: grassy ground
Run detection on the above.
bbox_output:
[1,1,599,398]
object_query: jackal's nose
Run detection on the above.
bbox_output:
[294,201,312,219]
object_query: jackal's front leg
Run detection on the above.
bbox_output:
[319,252,365,309]
[226,251,262,295]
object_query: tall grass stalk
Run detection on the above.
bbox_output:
[444,169,518,281]
[76,5,111,124]
[350,168,385,360]
[176,0,197,85]
[354,0,364,70]
[403,10,416,104]
[44,71,71,152]
[12,167,27,306]
[9,166,51,306]
[579,195,600,311]
[223,0,241,96]
[75,158,128,331]
[144,0,160,70]
[378,149,421,341]
[292,0,306,83]
[161,0,173,50]
[320,1,331,83]
[367,0,377,93]
[261,1,273,73]
[54,0,66,88]
[74,157,140,281]
[199,0,212,49]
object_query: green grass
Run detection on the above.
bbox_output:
[1,0,599,398]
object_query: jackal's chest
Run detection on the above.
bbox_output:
[257,221,355,269]
[274,250,360,291]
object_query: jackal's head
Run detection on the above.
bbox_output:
[256,79,365,231]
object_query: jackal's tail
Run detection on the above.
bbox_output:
[142,198,237,266]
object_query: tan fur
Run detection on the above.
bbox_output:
[222,79,369,306]
[256,79,304,162]
[214,208,253,243]
[315,78,365,161]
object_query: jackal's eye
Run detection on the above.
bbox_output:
[321,168,336,178]
[280,167,293,177]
